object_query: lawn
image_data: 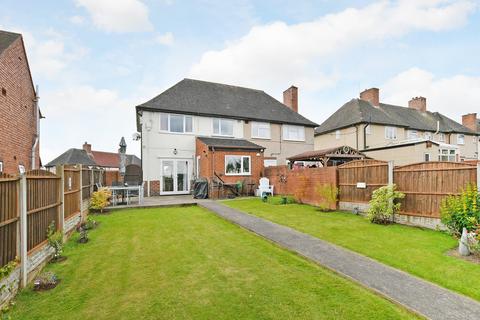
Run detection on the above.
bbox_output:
[7,206,418,319]
[222,198,480,302]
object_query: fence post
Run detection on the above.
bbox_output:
[19,173,28,288]
[388,161,394,186]
[57,165,65,235]
[79,164,83,215]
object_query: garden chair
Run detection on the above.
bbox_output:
[256,177,274,197]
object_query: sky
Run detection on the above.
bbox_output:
[1,0,479,163]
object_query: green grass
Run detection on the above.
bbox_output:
[7,206,418,320]
[222,198,480,302]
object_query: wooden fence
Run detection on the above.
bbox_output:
[338,159,389,203]
[394,162,477,217]
[0,173,19,267]
[0,165,104,270]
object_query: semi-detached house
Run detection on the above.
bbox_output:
[136,78,317,196]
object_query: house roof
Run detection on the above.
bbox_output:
[45,149,141,168]
[136,78,318,130]
[360,138,459,152]
[197,137,264,150]
[315,98,478,136]
[0,30,20,56]
[45,149,97,167]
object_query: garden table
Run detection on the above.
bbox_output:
[107,185,144,206]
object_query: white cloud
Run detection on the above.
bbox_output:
[70,15,85,25]
[189,0,475,94]
[155,32,174,46]
[75,0,153,33]
[382,67,480,121]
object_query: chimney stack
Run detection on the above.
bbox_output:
[462,113,478,132]
[408,97,427,112]
[283,86,298,112]
[360,88,379,107]
[83,142,92,154]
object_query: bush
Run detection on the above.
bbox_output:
[367,185,405,224]
[89,188,112,213]
[440,184,480,237]
[265,196,296,205]
[47,222,63,261]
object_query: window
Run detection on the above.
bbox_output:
[438,133,445,142]
[335,130,341,139]
[385,126,397,140]
[159,113,193,133]
[424,132,432,140]
[264,159,277,167]
[18,165,25,174]
[283,125,305,141]
[407,130,418,140]
[457,134,465,145]
[213,118,234,136]
[225,155,251,175]
[424,153,431,162]
[251,122,271,139]
[365,124,371,135]
[438,149,456,162]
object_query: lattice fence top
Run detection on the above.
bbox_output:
[26,169,58,177]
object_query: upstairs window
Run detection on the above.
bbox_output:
[335,130,341,139]
[251,122,271,139]
[424,132,432,140]
[283,125,305,141]
[159,113,193,133]
[407,130,418,140]
[213,118,234,136]
[385,126,397,140]
[438,133,446,142]
[457,134,465,145]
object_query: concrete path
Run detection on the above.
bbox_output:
[200,201,480,320]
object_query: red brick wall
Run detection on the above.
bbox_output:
[264,165,338,209]
[196,139,264,197]
[0,36,39,174]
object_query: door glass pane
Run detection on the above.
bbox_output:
[162,161,174,192]
[170,115,184,132]
[177,161,188,192]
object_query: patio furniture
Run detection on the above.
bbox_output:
[255,177,274,197]
[108,184,144,206]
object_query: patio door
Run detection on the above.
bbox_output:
[160,159,191,195]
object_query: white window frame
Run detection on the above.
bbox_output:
[335,130,341,140]
[438,148,456,162]
[407,130,418,140]
[457,134,465,145]
[438,133,445,142]
[159,113,193,134]
[385,126,397,140]
[424,132,432,140]
[213,118,234,137]
[424,153,431,162]
[225,155,251,176]
[251,122,271,139]
[282,125,305,141]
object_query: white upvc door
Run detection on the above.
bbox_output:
[160,159,192,195]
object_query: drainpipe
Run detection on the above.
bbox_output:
[31,85,40,169]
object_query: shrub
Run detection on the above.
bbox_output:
[47,222,63,261]
[440,184,480,236]
[266,196,296,205]
[367,185,405,224]
[89,188,112,213]
[316,183,338,211]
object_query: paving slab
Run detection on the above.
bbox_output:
[200,201,480,320]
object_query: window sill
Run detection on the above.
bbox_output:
[225,173,252,176]
[251,136,271,140]
[283,138,306,142]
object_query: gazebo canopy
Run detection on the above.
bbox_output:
[288,146,367,166]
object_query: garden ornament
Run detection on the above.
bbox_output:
[459,228,470,256]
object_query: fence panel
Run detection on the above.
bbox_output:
[338,159,388,203]
[394,162,477,218]
[0,173,19,267]
[26,170,61,252]
[64,165,81,219]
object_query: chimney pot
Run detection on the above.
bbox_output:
[283,86,298,112]
[408,96,427,112]
[462,113,478,132]
[360,88,380,107]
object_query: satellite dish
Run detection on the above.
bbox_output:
[132,132,141,141]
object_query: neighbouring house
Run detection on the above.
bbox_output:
[45,139,141,185]
[462,113,480,161]
[0,30,42,174]
[136,78,317,196]
[314,88,479,165]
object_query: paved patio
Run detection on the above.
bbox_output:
[200,201,480,320]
